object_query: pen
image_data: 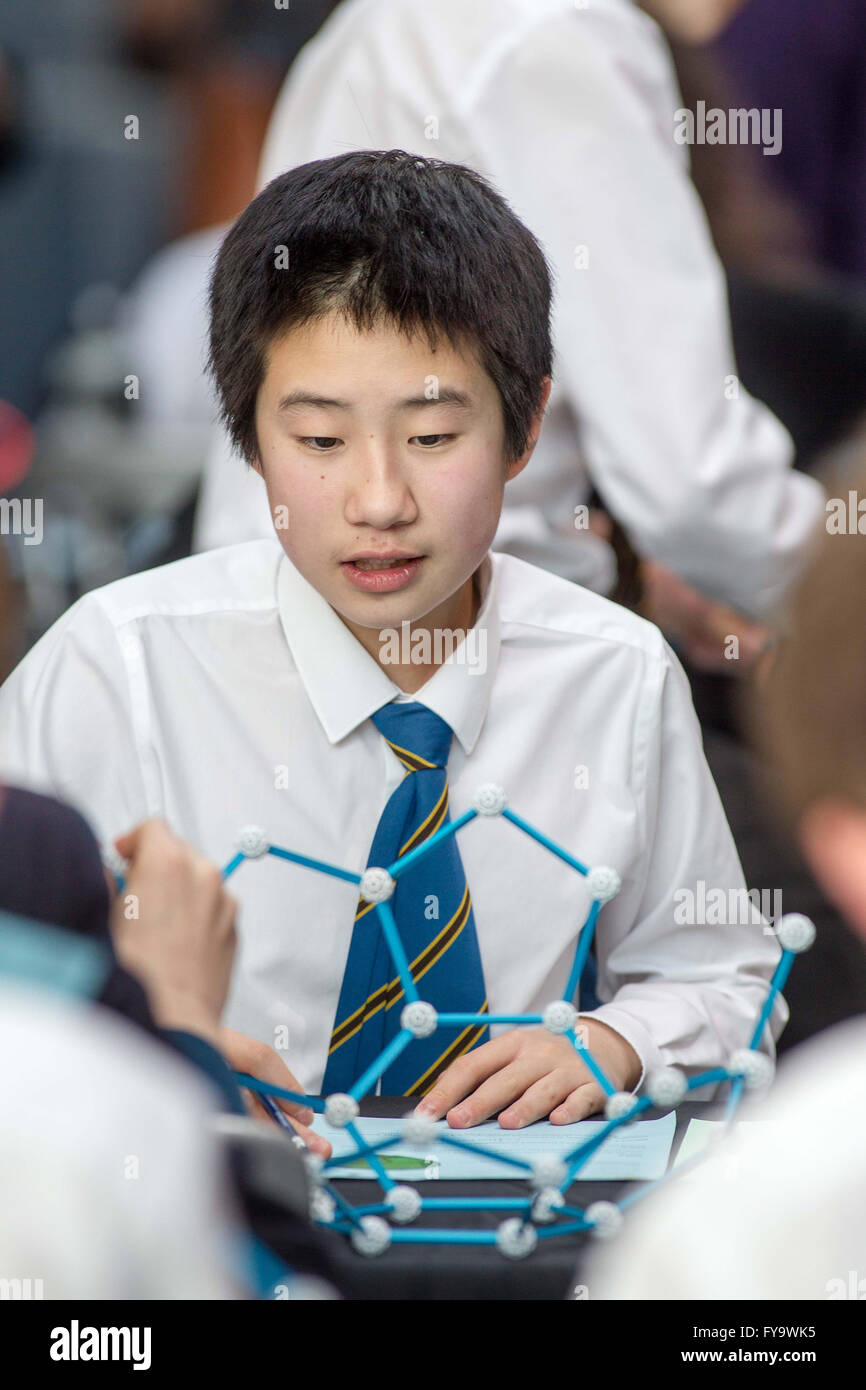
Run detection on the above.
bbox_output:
[255,1089,302,1138]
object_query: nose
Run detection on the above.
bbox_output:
[343,440,419,530]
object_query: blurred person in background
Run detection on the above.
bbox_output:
[0,793,337,1297]
[588,460,866,1299]
[649,0,866,485]
[0,0,339,644]
[714,0,866,287]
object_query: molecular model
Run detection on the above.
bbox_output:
[140,784,816,1260]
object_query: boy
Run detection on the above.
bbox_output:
[0,151,785,1127]
[589,482,866,1298]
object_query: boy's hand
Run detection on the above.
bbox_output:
[412,1019,641,1128]
[218,1027,332,1158]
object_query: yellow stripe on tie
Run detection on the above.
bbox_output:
[328,887,473,1056]
[384,738,438,772]
[403,1000,489,1098]
[400,784,448,857]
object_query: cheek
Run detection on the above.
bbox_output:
[432,451,505,545]
[259,443,333,530]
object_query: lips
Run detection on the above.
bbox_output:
[341,555,425,593]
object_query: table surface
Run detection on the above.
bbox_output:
[312,1097,732,1300]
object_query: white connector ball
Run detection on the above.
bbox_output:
[586,1201,623,1240]
[310,1189,336,1224]
[359,867,395,903]
[324,1092,359,1127]
[303,1152,325,1184]
[529,1154,567,1190]
[402,1112,439,1148]
[236,824,269,858]
[605,1091,639,1121]
[587,865,621,903]
[531,1188,566,1224]
[496,1218,538,1259]
[401,1001,438,1038]
[776,913,816,954]
[728,1048,775,1090]
[277,1275,340,1301]
[646,1067,688,1109]
[542,1000,577,1035]
[472,783,507,817]
[385,1185,423,1224]
[350,1215,392,1257]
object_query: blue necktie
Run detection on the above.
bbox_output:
[322,701,490,1098]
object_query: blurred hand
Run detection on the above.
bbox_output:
[108,817,236,1047]
[219,1028,332,1158]
[639,558,772,676]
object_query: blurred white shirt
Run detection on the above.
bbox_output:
[0,984,242,1299]
[0,539,786,1094]
[193,0,823,620]
[588,1016,866,1300]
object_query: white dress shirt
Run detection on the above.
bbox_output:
[0,540,786,1095]
[588,1016,866,1300]
[192,0,823,621]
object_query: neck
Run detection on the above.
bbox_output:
[344,568,482,693]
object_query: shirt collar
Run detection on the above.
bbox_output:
[276,551,500,755]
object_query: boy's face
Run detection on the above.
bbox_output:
[252,310,545,652]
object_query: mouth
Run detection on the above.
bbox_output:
[341,555,425,593]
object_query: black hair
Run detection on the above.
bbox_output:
[207,149,553,464]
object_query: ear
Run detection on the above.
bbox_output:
[506,376,552,484]
[797,797,866,942]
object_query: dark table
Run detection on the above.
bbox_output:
[312,1097,730,1300]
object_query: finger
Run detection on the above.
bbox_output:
[112,828,138,858]
[444,1058,544,1129]
[287,1117,332,1159]
[497,1068,578,1129]
[221,1029,315,1124]
[248,1088,314,1128]
[113,816,168,859]
[246,1094,331,1157]
[414,1032,521,1119]
[549,1083,607,1124]
[275,1095,314,1126]
[241,1079,313,1126]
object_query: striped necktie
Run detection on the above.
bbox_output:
[321,700,489,1098]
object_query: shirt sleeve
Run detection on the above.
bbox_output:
[0,595,151,845]
[470,7,824,620]
[578,635,788,1093]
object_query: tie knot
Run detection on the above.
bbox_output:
[371,701,454,771]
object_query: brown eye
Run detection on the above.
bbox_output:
[301,437,341,450]
[411,434,451,447]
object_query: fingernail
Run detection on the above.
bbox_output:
[448,1107,469,1127]
[414,1101,435,1117]
[298,1108,314,1124]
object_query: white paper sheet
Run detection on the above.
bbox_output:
[309,1110,676,1181]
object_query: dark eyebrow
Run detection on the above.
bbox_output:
[277,392,349,412]
[397,388,474,410]
[276,387,475,413]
